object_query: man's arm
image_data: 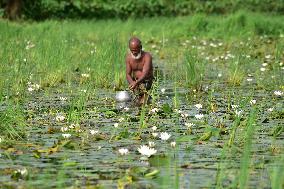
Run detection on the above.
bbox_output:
[135,53,152,85]
[126,55,134,85]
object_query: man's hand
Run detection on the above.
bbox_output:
[129,81,137,90]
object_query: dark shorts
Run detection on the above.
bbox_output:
[135,79,153,96]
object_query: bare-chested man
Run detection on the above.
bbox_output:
[126,37,154,105]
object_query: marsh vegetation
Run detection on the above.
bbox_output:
[0,11,283,188]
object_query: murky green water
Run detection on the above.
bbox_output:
[0,77,283,188]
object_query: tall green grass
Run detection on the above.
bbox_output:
[237,108,257,189]
[1,11,284,98]
[0,101,26,140]
[216,102,258,189]
[183,50,206,89]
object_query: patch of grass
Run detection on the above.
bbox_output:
[0,102,26,140]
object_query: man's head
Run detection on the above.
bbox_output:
[129,37,142,60]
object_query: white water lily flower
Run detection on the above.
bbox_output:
[274,91,283,96]
[260,67,266,72]
[231,105,239,109]
[160,132,171,141]
[34,84,40,90]
[16,168,28,176]
[235,110,243,117]
[0,137,2,143]
[114,123,119,128]
[150,108,159,114]
[118,148,129,155]
[195,114,204,119]
[118,117,125,122]
[170,141,176,148]
[265,55,271,59]
[161,88,166,93]
[250,100,256,105]
[81,73,90,78]
[174,109,183,114]
[62,133,71,138]
[148,141,155,147]
[218,73,222,77]
[151,126,157,131]
[152,132,158,137]
[181,113,189,118]
[27,87,34,92]
[90,130,99,135]
[27,83,40,92]
[69,124,76,129]
[268,107,274,112]
[262,63,268,67]
[77,129,83,133]
[56,114,65,122]
[60,127,68,132]
[59,97,67,101]
[195,104,203,109]
[185,122,195,128]
[247,78,253,82]
[138,145,157,157]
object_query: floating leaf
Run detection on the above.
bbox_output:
[63,161,77,167]
[176,135,196,142]
[47,145,59,154]
[62,140,76,150]
[162,103,172,114]
[115,129,130,140]
[198,131,212,141]
[104,110,117,118]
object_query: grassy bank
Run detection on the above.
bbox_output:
[1,11,284,98]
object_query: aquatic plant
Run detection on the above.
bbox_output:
[137,145,157,157]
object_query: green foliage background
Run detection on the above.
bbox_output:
[1,0,284,20]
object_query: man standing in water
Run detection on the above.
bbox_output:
[126,37,154,105]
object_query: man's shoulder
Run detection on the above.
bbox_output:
[143,51,152,59]
[125,53,131,60]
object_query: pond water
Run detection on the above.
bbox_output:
[0,76,283,188]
